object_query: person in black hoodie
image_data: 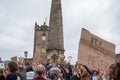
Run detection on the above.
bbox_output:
[6,62,22,80]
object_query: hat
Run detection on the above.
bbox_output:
[50,67,61,76]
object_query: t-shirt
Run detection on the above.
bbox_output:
[6,72,22,80]
[92,75,97,80]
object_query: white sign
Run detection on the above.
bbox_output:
[0,63,5,69]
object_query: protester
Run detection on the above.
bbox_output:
[19,65,26,80]
[0,69,6,80]
[26,62,33,72]
[47,67,61,80]
[114,60,120,80]
[33,64,46,80]
[72,68,81,80]
[80,70,89,80]
[6,61,22,80]
[109,64,116,80]
[92,70,102,80]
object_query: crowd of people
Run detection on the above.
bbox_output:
[0,59,120,80]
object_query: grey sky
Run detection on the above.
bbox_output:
[0,0,120,63]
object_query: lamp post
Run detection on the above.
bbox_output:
[24,51,28,66]
[67,56,72,63]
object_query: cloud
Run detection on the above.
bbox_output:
[63,0,120,63]
[0,0,120,63]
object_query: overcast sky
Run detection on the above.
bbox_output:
[0,0,120,63]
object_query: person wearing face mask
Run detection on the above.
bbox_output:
[47,67,61,80]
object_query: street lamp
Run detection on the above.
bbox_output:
[24,51,28,66]
[67,56,72,63]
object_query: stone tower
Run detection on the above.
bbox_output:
[33,0,64,66]
[33,22,49,66]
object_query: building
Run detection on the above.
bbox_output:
[33,0,65,66]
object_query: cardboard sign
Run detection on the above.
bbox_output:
[11,56,17,63]
[78,28,115,73]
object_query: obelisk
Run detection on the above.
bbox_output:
[47,0,64,61]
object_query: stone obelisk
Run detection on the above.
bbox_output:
[47,0,65,62]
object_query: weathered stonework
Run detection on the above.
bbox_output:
[33,0,65,66]
[48,0,64,51]
[33,22,49,66]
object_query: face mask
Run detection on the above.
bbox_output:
[50,73,57,79]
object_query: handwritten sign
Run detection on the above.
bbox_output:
[78,28,115,73]
[11,56,17,63]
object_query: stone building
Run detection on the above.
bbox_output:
[33,0,65,66]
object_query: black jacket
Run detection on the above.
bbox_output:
[6,72,22,80]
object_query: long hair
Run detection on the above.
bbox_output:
[109,63,116,80]
[80,71,89,80]
[115,60,120,80]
